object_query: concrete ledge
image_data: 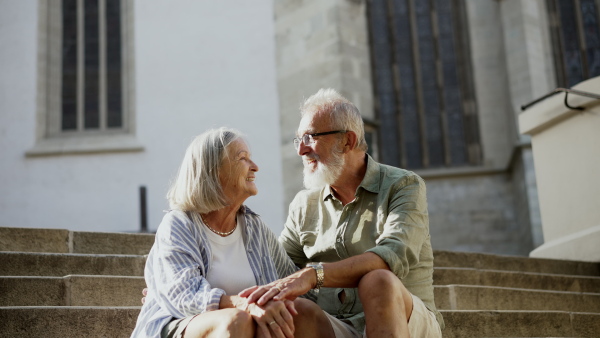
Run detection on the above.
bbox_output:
[0,227,69,253]
[0,306,140,337]
[441,310,600,338]
[72,231,154,255]
[434,250,600,276]
[25,134,144,157]
[434,267,600,292]
[0,252,146,276]
[435,285,600,313]
[68,275,146,306]
[0,277,65,306]
[0,276,146,306]
[0,226,155,255]
[530,224,600,262]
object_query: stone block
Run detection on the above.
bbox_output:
[440,310,600,337]
[0,277,65,306]
[0,306,140,337]
[71,231,155,255]
[434,250,600,275]
[0,252,146,277]
[440,285,600,313]
[0,227,69,253]
[68,275,146,306]
[434,267,600,293]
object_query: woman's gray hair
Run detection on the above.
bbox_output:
[300,88,368,152]
[167,127,243,214]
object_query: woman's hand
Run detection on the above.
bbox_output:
[247,299,297,338]
[141,287,148,304]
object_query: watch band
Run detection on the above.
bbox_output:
[306,262,324,289]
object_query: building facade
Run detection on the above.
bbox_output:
[0,0,286,233]
[276,0,600,255]
[2,0,598,256]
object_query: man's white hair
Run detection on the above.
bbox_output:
[300,88,368,152]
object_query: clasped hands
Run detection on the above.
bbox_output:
[140,269,314,338]
[237,268,316,338]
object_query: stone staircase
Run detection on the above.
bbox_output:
[1,227,599,337]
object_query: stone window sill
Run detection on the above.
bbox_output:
[25,134,144,157]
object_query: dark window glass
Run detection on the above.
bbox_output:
[106,0,122,128]
[415,0,444,167]
[367,0,479,169]
[391,0,422,168]
[581,0,600,77]
[369,0,401,166]
[61,0,78,130]
[60,0,123,133]
[549,0,600,87]
[84,0,100,129]
[436,0,467,165]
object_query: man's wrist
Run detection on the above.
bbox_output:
[306,262,324,289]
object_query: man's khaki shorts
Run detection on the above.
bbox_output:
[325,294,442,338]
[161,315,198,338]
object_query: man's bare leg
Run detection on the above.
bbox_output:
[291,298,335,338]
[358,269,413,337]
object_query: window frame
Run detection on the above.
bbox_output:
[28,0,141,156]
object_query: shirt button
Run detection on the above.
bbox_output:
[337,238,342,243]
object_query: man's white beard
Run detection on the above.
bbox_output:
[303,150,345,189]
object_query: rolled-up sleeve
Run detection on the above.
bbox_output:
[366,175,429,279]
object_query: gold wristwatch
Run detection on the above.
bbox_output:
[306,262,324,289]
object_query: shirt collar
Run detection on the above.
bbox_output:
[358,154,381,194]
[321,154,380,201]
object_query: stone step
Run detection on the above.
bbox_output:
[0,227,154,255]
[440,310,600,338]
[5,272,599,313]
[0,306,140,338]
[434,250,600,276]
[1,307,597,338]
[434,267,600,292]
[0,252,146,276]
[2,226,598,278]
[0,275,146,306]
[434,285,600,313]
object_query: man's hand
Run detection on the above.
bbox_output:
[239,268,316,306]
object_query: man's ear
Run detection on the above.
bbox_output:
[343,131,358,153]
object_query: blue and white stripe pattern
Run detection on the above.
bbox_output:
[131,206,304,338]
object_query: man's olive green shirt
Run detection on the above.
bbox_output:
[279,155,444,332]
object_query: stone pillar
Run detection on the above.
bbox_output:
[275,0,374,207]
[499,0,555,248]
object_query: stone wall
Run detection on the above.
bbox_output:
[275,0,552,255]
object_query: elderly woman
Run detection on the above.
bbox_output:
[131,128,315,338]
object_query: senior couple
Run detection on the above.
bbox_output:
[131,89,444,338]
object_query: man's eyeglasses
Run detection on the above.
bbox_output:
[293,130,346,150]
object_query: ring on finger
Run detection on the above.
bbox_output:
[272,286,281,293]
[268,320,277,326]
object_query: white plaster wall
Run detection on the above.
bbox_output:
[0,0,285,233]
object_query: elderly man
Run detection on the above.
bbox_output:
[242,88,444,337]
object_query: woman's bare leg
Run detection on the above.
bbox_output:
[183,308,255,338]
